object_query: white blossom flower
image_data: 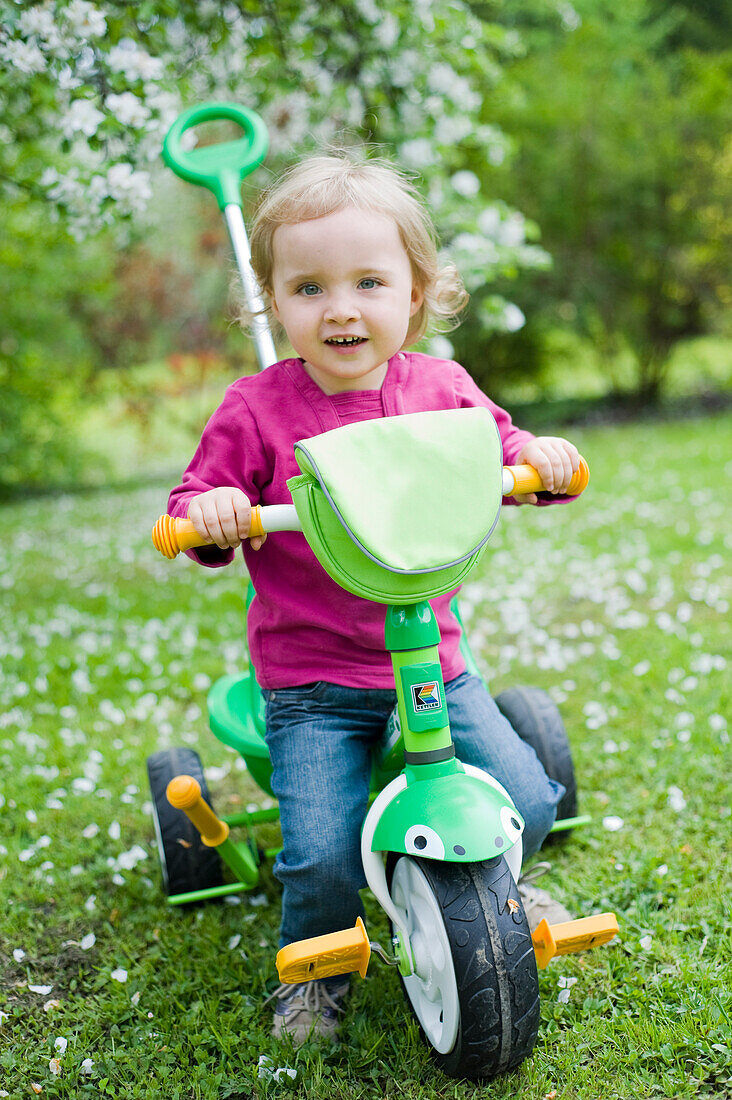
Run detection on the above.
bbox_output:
[110,968,128,982]
[19,8,57,40]
[502,303,525,332]
[80,1058,94,1074]
[29,984,53,995]
[602,815,624,832]
[13,948,26,962]
[399,138,434,168]
[0,40,46,74]
[451,170,481,198]
[80,933,96,950]
[104,163,152,212]
[107,38,163,80]
[49,1057,62,1075]
[54,1037,68,1054]
[64,0,107,38]
[106,92,151,128]
[62,99,105,139]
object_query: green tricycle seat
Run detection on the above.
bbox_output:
[207,672,274,796]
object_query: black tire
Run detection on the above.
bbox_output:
[146,747,223,899]
[494,686,578,822]
[387,854,540,1079]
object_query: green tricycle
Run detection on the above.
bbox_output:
[146,103,618,1080]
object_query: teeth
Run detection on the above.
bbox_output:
[327,336,363,345]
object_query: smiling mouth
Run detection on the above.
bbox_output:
[325,336,366,346]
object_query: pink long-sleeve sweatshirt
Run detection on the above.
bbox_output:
[167,352,540,689]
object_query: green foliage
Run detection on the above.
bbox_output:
[0,199,109,496]
[0,416,730,1096]
[483,0,732,400]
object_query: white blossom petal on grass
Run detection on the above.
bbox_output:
[84,895,96,912]
[54,1037,68,1054]
[110,968,128,983]
[49,1055,62,1074]
[257,1055,297,1083]
[29,985,53,995]
[639,934,653,950]
[80,1058,94,1074]
[112,844,147,871]
[43,1000,61,1012]
[82,823,99,839]
[228,934,242,950]
[108,821,121,840]
[602,815,624,832]
[249,893,269,907]
[13,948,26,962]
[667,786,687,812]
[655,864,669,877]
[80,933,96,950]
[557,975,578,1003]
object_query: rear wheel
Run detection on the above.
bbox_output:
[146,747,223,899]
[495,686,578,822]
[387,854,540,1079]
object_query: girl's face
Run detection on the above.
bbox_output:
[270,206,423,394]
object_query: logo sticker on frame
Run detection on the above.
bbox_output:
[412,681,441,712]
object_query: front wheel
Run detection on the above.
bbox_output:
[387,854,540,1079]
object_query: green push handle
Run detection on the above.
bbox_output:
[162,102,269,210]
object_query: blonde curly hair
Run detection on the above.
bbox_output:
[245,150,468,346]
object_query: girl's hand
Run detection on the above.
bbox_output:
[188,487,267,551]
[514,437,580,504]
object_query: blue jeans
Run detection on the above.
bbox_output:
[262,672,564,947]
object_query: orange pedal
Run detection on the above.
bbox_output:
[532,912,619,969]
[276,917,371,983]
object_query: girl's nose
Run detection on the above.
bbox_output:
[324,293,360,324]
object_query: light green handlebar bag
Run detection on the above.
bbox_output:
[286,407,503,604]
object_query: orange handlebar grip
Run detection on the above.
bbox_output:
[151,505,266,558]
[507,456,589,497]
[166,775,229,847]
[151,515,207,558]
[249,505,264,538]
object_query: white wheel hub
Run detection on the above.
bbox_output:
[390,857,460,1054]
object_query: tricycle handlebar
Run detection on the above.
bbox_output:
[151,458,589,559]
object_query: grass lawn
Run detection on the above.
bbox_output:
[1,414,730,1099]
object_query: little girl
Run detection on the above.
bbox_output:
[167,153,580,1042]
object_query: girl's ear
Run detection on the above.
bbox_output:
[269,292,280,321]
[409,282,425,317]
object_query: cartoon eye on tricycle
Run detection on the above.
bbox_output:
[146,103,618,1080]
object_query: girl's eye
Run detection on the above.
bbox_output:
[359,277,380,290]
[298,284,321,296]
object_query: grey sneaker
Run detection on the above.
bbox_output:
[269,978,350,1043]
[518,861,573,933]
